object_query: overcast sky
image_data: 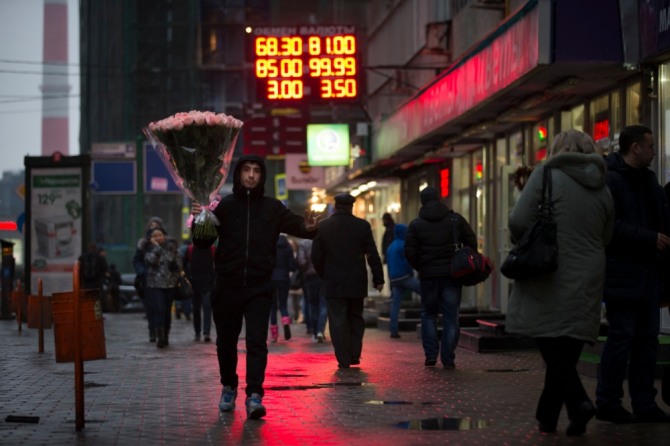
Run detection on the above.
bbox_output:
[0,0,79,174]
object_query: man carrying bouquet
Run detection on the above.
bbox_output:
[191,154,319,420]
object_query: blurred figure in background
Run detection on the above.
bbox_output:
[312,194,384,369]
[134,216,166,342]
[297,238,327,342]
[142,227,181,348]
[269,235,297,342]
[183,243,216,342]
[386,223,420,339]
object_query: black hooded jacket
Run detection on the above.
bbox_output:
[404,201,477,279]
[192,154,315,287]
[603,151,670,300]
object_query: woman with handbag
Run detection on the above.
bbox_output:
[142,227,181,348]
[505,130,614,436]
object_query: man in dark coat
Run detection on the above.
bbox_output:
[596,125,670,423]
[311,194,384,369]
[404,186,477,369]
[191,154,319,420]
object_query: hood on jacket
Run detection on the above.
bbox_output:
[418,200,451,222]
[545,152,607,190]
[147,216,164,229]
[394,223,408,240]
[232,154,266,198]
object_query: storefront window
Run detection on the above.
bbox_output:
[590,93,611,152]
[532,121,549,162]
[660,63,670,183]
[571,104,585,132]
[627,82,642,125]
[496,137,507,168]
[611,90,621,143]
[510,131,524,167]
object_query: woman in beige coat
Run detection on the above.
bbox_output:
[506,130,614,436]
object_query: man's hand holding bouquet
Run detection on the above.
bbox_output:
[143,110,243,239]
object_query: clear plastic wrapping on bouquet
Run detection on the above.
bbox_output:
[143,110,243,239]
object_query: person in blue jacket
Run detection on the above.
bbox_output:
[386,223,420,338]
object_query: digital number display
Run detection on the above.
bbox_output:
[253,29,359,102]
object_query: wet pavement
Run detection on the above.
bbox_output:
[1,312,669,446]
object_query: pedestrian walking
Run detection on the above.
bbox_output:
[596,124,670,423]
[79,242,107,309]
[183,243,216,342]
[404,186,477,369]
[269,235,297,342]
[297,238,327,342]
[133,216,166,342]
[190,154,319,420]
[386,223,420,339]
[311,194,384,369]
[505,130,614,436]
[142,227,180,348]
[106,263,122,312]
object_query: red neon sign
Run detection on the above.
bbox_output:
[253,30,359,102]
[593,119,610,141]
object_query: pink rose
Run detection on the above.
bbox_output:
[206,114,222,126]
[192,112,206,125]
[172,118,184,131]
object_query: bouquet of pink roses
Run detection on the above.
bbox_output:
[143,110,243,239]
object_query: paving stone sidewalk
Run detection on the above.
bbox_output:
[1,312,669,446]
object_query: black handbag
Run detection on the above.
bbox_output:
[450,216,493,286]
[133,274,145,298]
[175,272,194,301]
[501,166,558,280]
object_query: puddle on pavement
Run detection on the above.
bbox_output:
[485,368,529,373]
[84,382,108,388]
[365,400,437,405]
[266,382,370,391]
[395,417,490,430]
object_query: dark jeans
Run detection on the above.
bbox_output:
[596,292,661,413]
[144,287,175,333]
[390,275,421,336]
[420,277,462,367]
[269,280,290,325]
[326,298,365,367]
[303,275,327,334]
[192,285,212,336]
[212,282,272,397]
[535,337,590,428]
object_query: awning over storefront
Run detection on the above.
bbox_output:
[367,0,634,178]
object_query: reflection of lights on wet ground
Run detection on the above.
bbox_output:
[394,417,491,430]
[265,382,371,391]
[365,400,437,405]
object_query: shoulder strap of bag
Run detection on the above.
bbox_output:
[540,166,553,217]
[450,212,461,248]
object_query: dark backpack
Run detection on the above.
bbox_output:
[82,253,99,281]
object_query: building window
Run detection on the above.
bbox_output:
[627,82,642,125]
[571,104,585,132]
[659,63,670,182]
[590,93,611,151]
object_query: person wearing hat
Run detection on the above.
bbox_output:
[404,186,477,369]
[311,193,385,369]
[190,154,320,420]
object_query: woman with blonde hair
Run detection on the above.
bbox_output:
[506,129,615,436]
